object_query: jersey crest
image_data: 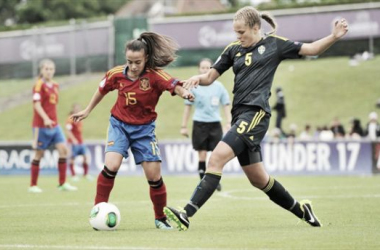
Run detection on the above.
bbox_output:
[139,77,151,91]
[258,45,266,55]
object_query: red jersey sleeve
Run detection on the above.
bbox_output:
[99,66,125,95]
[32,78,44,103]
[152,69,180,95]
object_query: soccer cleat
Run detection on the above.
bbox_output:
[155,218,173,230]
[28,186,43,193]
[58,182,78,191]
[300,200,322,227]
[164,206,189,231]
[216,183,222,192]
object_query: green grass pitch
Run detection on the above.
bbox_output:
[0,175,379,249]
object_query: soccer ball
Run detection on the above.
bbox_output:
[89,202,121,231]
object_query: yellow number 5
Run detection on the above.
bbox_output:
[125,92,137,105]
[245,52,252,66]
[237,121,248,134]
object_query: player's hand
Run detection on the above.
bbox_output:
[43,118,55,128]
[71,110,89,123]
[181,89,195,101]
[180,127,189,138]
[182,76,200,90]
[333,18,348,39]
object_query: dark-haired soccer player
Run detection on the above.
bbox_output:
[66,103,92,181]
[164,6,349,231]
[71,32,194,230]
[29,59,77,193]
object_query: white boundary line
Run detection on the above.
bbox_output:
[0,245,236,250]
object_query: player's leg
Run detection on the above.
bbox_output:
[130,121,171,229]
[164,141,235,231]
[68,144,76,177]
[29,149,44,193]
[56,142,77,191]
[29,127,49,193]
[192,121,208,181]
[141,161,172,229]
[95,116,129,204]
[94,152,123,204]
[242,160,321,227]
[207,122,224,191]
[198,150,207,180]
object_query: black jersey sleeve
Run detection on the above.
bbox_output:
[275,36,303,60]
[212,44,235,75]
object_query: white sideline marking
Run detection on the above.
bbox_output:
[216,189,380,201]
[0,245,229,250]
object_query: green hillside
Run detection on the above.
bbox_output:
[0,56,379,141]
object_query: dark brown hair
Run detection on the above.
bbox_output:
[234,6,277,35]
[125,32,179,69]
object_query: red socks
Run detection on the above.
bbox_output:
[30,160,40,186]
[58,158,67,185]
[148,177,167,219]
[94,166,117,205]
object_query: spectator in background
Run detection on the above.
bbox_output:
[330,117,345,138]
[180,58,231,192]
[348,118,364,139]
[365,112,380,141]
[319,125,334,141]
[299,124,313,140]
[273,87,286,133]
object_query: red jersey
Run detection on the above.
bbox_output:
[32,78,59,128]
[98,65,180,125]
[66,117,83,144]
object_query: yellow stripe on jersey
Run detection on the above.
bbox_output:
[270,34,288,41]
[108,65,124,75]
[33,78,44,92]
[222,40,241,53]
[108,69,124,79]
[152,69,171,81]
[248,109,265,131]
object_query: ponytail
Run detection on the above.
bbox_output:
[261,12,277,35]
[125,32,179,69]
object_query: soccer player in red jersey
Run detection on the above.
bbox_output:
[71,32,194,230]
[29,59,77,193]
[66,103,91,181]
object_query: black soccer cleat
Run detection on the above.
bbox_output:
[163,206,189,231]
[300,200,322,227]
[216,183,222,192]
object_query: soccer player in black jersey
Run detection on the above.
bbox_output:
[164,6,348,231]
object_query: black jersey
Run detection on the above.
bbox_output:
[213,35,302,115]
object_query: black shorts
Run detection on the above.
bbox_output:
[222,107,270,166]
[192,121,223,151]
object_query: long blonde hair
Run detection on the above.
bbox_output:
[234,6,277,35]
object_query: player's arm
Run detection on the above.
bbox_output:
[183,68,220,89]
[299,18,348,56]
[34,102,54,128]
[71,90,105,122]
[180,105,192,138]
[174,85,195,101]
[223,104,232,131]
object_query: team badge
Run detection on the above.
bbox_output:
[258,45,266,55]
[236,52,241,57]
[139,77,151,91]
